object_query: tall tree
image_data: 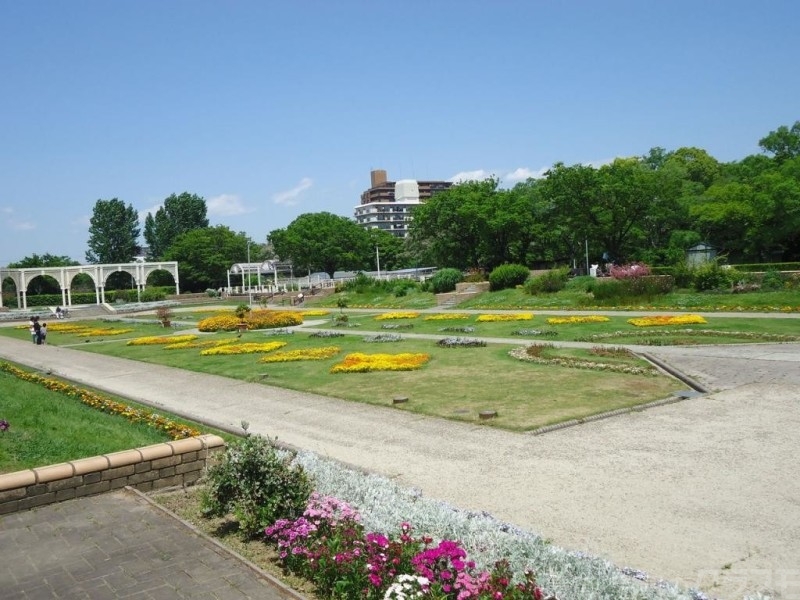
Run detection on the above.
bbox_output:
[268,212,370,277]
[85,198,141,264]
[8,254,78,268]
[759,121,800,164]
[143,192,209,259]
[164,226,251,292]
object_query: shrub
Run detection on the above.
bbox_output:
[392,279,419,298]
[428,268,463,294]
[140,287,168,302]
[488,263,531,291]
[201,434,313,538]
[761,269,785,291]
[692,262,736,291]
[608,262,651,279]
[524,268,570,294]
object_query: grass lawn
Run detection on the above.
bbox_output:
[12,322,685,431]
[0,369,202,473]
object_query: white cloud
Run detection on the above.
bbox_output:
[272,178,313,206]
[584,157,616,168]
[208,194,250,216]
[10,219,35,231]
[448,170,494,183]
[138,203,162,223]
[503,167,549,183]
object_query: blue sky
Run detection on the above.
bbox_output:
[1,0,798,265]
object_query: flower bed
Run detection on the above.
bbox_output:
[577,329,800,343]
[363,334,404,343]
[76,327,134,337]
[423,313,470,321]
[511,329,558,337]
[475,313,533,322]
[330,352,430,373]
[199,341,287,356]
[546,316,610,325]
[438,326,476,333]
[198,310,303,332]
[508,346,657,375]
[627,315,707,327]
[260,347,341,363]
[374,312,420,321]
[265,492,549,600]
[0,362,200,439]
[381,324,415,329]
[127,334,199,346]
[301,310,331,317]
[310,331,345,338]
[164,339,236,350]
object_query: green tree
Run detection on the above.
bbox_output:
[143,192,209,259]
[268,212,370,277]
[409,177,543,271]
[86,198,141,264]
[8,254,78,268]
[164,226,251,292]
[366,228,407,272]
[759,120,800,164]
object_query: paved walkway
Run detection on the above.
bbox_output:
[1,320,799,599]
[0,488,301,600]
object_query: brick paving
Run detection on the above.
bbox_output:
[0,489,301,600]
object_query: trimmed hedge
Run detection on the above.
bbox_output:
[489,264,531,291]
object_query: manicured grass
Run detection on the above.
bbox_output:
[315,312,800,343]
[0,364,235,474]
[34,324,685,431]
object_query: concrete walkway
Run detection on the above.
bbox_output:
[1,327,799,599]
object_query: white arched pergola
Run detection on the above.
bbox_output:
[226,261,280,294]
[0,261,180,310]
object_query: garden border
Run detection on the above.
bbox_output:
[0,434,225,515]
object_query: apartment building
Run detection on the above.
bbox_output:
[354,169,452,238]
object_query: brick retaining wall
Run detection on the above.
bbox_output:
[0,434,225,515]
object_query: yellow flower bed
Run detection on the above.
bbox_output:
[260,346,341,363]
[627,315,708,327]
[77,328,134,337]
[128,334,199,346]
[200,341,287,356]
[546,315,610,325]
[374,312,420,321]
[476,313,533,322]
[198,310,303,332]
[0,361,201,439]
[423,313,470,321]
[44,323,89,333]
[301,310,331,317]
[330,352,430,373]
[164,339,236,350]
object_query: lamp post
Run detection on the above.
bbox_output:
[247,241,252,306]
[376,246,381,279]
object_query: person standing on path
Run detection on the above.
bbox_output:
[29,317,36,343]
[33,318,42,345]
[40,322,47,345]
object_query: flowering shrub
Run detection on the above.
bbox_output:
[546,315,610,325]
[627,315,707,327]
[609,262,651,279]
[436,337,486,348]
[476,313,532,322]
[331,353,430,374]
[200,341,287,356]
[375,312,420,321]
[127,334,199,346]
[423,313,470,321]
[0,362,200,439]
[198,310,303,332]
[260,347,341,363]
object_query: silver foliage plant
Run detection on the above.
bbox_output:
[290,450,769,600]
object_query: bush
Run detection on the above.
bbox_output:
[692,262,736,291]
[761,269,785,291]
[488,263,531,291]
[392,279,418,298]
[201,434,313,538]
[428,268,463,293]
[524,268,570,294]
